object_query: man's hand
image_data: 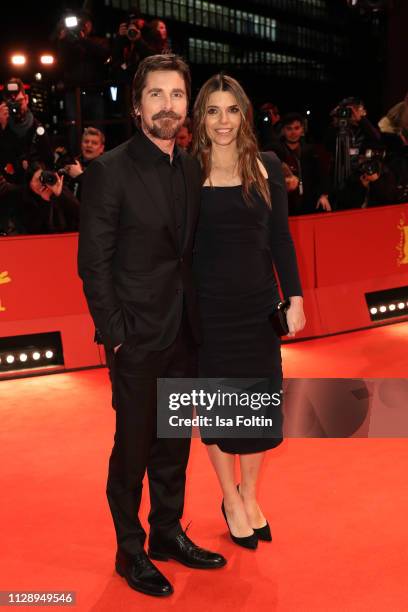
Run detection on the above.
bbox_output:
[48,173,64,197]
[0,103,10,130]
[360,172,380,188]
[285,175,300,192]
[65,160,83,178]
[316,194,332,211]
[118,22,128,37]
[30,170,64,201]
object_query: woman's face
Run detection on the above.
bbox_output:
[204,90,242,147]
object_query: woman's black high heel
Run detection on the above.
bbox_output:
[221,500,258,550]
[237,485,272,542]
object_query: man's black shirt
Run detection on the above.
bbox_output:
[139,129,187,249]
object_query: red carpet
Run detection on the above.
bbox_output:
[1,322,408,611]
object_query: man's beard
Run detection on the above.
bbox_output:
[142,111,183,141]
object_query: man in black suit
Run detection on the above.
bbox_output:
[78,55,226,598]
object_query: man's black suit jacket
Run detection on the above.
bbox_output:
[78,130,202,350]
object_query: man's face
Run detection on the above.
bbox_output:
[282,120,304,144]
[133,18,145,29]
[81,134,104,160]
[176,126,192,150]
[349,104,367,125]
[156,21,167,40]
[6,89,29,118]
[82,19,93,36]
[137,70,187,141]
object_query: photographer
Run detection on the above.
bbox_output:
[335,148,395,209]
[326,97,382,166]
[258,102,282,150]
[62,127,105,199]
[111,9,153,83]
[0,78,53,185]
[4,162,79,235]
[56,10,109,151]
[269,113,331,215]
[143,19,172,54]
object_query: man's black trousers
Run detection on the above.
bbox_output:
[106,314,197,555]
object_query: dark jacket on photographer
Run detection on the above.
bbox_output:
[0,113,53,185]
[335,165,396,210]
[5,184,80,235]
[269,139,328,215]
[325,116,382,166]
[57,34,110,88]
[111,33,154,83]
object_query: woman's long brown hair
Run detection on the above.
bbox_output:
[192,74,271,208]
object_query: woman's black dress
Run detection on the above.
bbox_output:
[193,153,302,454]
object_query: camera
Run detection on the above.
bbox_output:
[39,170,58,186]
[357,148,384,176]
[358,158,381,176]
[6,100,21,117]
[54,149,77,171]
[334,105,352,120]
[127,14,141,40]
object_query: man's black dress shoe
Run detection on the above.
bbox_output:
[221,500,258,550]
[115,550,173,597]
[149,530,227,569]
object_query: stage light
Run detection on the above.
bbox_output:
[0,332,64,377]
[11,54,26,66]
[110,86,118,102]
[34,72,42,81]
[366,286,408,322]
[40,54,54,65]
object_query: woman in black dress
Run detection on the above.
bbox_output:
[192,75,306,549]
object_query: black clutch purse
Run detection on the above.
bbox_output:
[269,299,290,337]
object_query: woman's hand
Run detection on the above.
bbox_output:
[286,296,306,337]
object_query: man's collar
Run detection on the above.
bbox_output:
[137,127,180,163]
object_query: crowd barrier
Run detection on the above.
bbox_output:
[1,203,407,370]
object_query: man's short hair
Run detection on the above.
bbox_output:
[4,77,26,97]
[82,126,105,145]
[132,54,191,114]
[281,112,305,128]
[260,102,279,115]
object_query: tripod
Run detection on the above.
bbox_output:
[334,119,352,192]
